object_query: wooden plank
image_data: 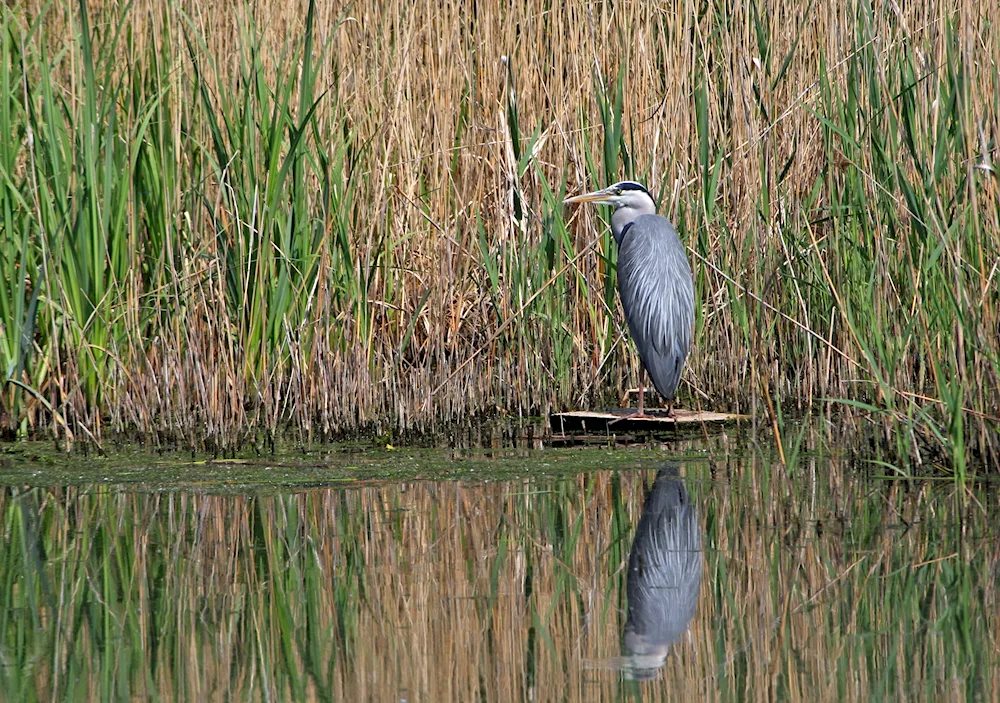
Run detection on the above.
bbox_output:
[550,408,748,434]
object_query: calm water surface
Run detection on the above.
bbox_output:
[0,433,996,701]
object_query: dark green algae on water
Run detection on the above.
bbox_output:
[0,432,997,701]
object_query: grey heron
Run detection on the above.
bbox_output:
[564,181,695,417]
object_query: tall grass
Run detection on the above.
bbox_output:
[0,442,996,699]
[0,0,997,467]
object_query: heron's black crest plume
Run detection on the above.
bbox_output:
[615,181,649,193]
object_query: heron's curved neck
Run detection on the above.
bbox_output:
[611,202,655,244]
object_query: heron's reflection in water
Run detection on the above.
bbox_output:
[621,464,703,680]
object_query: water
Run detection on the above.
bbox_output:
[0,433,996,701]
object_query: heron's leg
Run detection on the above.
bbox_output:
[627,371,651,418]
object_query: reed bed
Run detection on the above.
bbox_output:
[0,443,995,700]
[1,0,997,467]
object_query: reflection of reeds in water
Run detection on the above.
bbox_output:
[0,457,997,700]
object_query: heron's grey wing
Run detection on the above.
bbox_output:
[616,215,695,401]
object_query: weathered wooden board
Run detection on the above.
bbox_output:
[550,408,747,434]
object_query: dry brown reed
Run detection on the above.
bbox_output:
[5,0,999,462]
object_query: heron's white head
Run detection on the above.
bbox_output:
[563,181,656,243]
[563,180,654,209]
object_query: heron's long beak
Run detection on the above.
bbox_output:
[563,188,615,205]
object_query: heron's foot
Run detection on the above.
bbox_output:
[609,408,655,424]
